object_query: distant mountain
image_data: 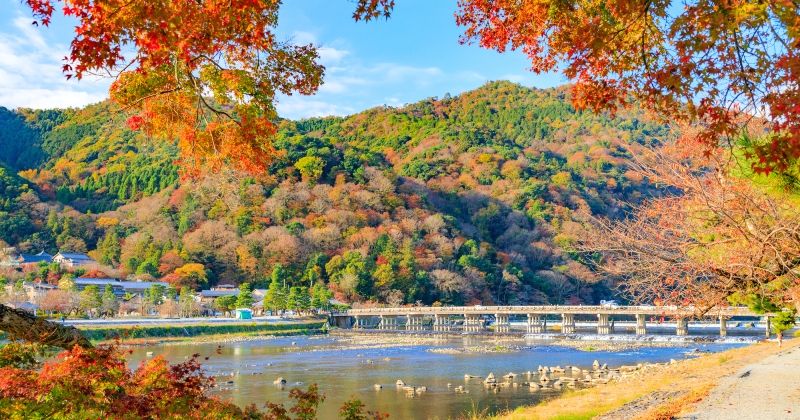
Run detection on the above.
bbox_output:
[0,81,670,305]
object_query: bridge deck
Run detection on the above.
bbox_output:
[340,305,762,318]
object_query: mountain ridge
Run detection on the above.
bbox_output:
[0,81,668,305]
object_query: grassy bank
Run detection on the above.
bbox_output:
[78,321,327,343]
[494,339,798,420]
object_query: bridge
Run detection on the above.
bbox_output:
[331,305,771,337]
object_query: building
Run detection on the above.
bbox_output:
[22,281,57,303]
[73,277,169,298]
[199,288,239,303]
[0,251,53,269]
[53,252,95,268]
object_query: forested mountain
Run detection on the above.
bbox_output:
[0,81,670,306]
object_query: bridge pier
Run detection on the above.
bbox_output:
[433,314,450,332]
[406,314,425,331]
[379,315,398,330]
[527,314,544,334]
[764,316,771,338]
[494,313,510,333]
[635,314,647,335]
[464,314,482,333]
[561,313,576,334]
[353,315,363,329]
[597,314,613,334]
[676,318,688,336]
[719,316,727,337]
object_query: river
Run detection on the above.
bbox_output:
[126,335,746,419]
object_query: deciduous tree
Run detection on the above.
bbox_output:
[455,0,800,174]
[581,145,800,313]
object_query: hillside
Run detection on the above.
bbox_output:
[0,81,670,306]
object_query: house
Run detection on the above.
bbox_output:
[53,252,95,268]
[0,251,53,269]
[22,281,57,303]
[73,277,169,298]
[199,288,239,304]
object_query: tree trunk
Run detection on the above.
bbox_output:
[0,304,92,349]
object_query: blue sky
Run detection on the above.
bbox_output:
[0,0,566,119]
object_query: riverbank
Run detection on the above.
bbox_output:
[80,320,327,345]
[494,338,798,419]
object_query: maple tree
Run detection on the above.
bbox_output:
[24,1,800,176]
[0,343,337,418]
[25,0,326,176]
[454,0,800,173]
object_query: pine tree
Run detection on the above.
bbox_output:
[263,277,286,313]
[286,287,301,311]
[178,286,195,317]
[271,263,290,289]
[100,285,118,317]
[297,287,311,312]
[79,285,102,318]
[236,282,254,309]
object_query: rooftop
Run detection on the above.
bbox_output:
[56,252,93,261]
[74,278,169,289]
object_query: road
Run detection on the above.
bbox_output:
[63,316,290,327]
[680,344,800,419]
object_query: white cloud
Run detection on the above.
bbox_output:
[0,88,106,109]
[0,14,111,109]
[290,30,318,45]
[318,46,349,65]
[277,96,356,119]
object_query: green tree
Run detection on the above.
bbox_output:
[297,287,311,312]
[79,285,102,317]
[145,284,166,306]
[286,287,301,311]
[100,285,118,317]
[294,156,325,183]
[214,295,237,317]
[271,263,290,289]
[165,286,177,300]
[97,228,121,266]
[310,283,332,311]
[772,310,797,346]
[235,282,254,309]
[264,277,287,313]
[178,286,196,317]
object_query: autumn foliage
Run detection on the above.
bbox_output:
[455,0,800,173]
[26,1,800,175]
[26,0,324,176]
[0,343,337,419]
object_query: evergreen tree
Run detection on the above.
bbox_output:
[100,285,118,317]
[214,295,237,317]
[79,285,102,317]
[235,282,254,308]
[271,263,290,288]
[145,284,166,306]
[297,287,311,312]
[263,277,286,313]
[178,286,195,317]
[98,229,121,266]
[286,287,301,311]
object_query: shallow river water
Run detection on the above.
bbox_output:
[126,335,744,419]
